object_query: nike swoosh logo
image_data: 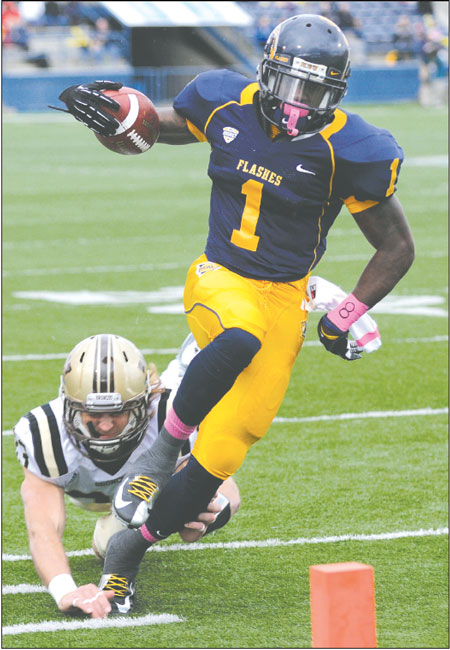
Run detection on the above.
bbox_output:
[296,164,316,175]
[115,481,132,508]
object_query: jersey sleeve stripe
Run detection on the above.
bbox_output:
[344,195,379,214]
[319,109,348,140]
[204,84,259,136]
[186,119,208,142]
[41,403,68,475]
[386,158,400,197]
[239,82,259,105]
[204,101,236,134]
[25,412,50,477]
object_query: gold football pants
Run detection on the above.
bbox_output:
[183,254,309,480]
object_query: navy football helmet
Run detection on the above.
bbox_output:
[257,14,351,136]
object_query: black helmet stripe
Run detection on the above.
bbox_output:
[93,335,99,392]
[92,334,115,393]
[108,335,115,392]
[100,334,114,393]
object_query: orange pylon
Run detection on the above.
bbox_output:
[309,562,377,648]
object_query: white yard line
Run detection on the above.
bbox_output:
[3,262,184,278]
[2,405,447,438]
[3,530,447,635]
[3,613,185,636]
[3,251,447,277]
[274,407,448,424]
[2,335,448,363]
[3,348,180,362]
[3,527,448,564]
[3,584,47,594]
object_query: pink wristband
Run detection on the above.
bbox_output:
[327,293,369,332]
[165,406,196,440]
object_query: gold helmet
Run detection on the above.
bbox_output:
[60,334,150,464]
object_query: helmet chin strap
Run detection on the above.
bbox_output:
[282,103,310,136]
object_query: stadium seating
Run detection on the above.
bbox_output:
[239,1,427,57]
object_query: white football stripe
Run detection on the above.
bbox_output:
[114,93,139,134]
[3,613,185,636]
[2,527,447,564]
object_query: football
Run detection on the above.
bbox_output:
[95,86,160,155]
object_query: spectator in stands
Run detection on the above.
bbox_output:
[392,14,418,61]
[66,24,92,62]
[255,14,274,45]
[420,24,448,76]
[335,2,363,39]
[90,17,124,64]
[334,2,366,64]
[65,1,84,26]
[2,1,29,51]
[43,1,64,26]
[418,21,448,107]
[317,1,338,24]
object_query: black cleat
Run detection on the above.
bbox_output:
[113,474,159,527]
[99,573,135,615]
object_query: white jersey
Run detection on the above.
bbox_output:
[14,334,200,511]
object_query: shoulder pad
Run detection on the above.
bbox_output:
[174,69,255,133]
[17,400,68,478]
[329,110,404,164]
[192,69,254,103]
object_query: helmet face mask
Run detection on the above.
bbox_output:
[61,334,150,465]
[258,15,351,136]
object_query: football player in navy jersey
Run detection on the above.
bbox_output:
[56,14,414,603]
[14,333,240,617]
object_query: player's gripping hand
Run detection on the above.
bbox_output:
[49,81,123,136]
[58,583,115,619]
[179,492,226,543]
[318,314,362,361]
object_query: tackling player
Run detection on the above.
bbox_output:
[14,333,240,617]
[54,14,415,607]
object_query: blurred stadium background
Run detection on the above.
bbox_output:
[2,0,448,110]
[2,2,448,648]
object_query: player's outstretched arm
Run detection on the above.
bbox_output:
[156,107,199,145]
[21,468,113,618]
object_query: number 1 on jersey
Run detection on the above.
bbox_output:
[231,179,263,252]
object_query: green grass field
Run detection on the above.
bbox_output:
[2,102,448,648]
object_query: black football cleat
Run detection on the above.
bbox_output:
[113,474,159,527]
[99,573,135,615]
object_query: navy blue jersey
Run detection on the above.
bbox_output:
[173,70,404,282]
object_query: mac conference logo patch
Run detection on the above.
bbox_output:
[223,127,239,143]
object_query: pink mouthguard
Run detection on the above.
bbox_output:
[283,103,309,136]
